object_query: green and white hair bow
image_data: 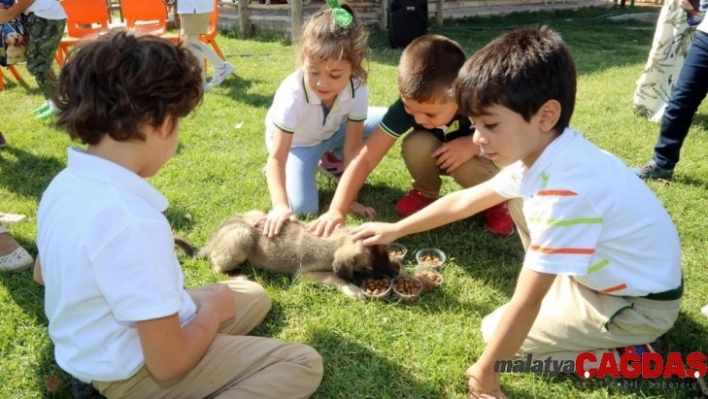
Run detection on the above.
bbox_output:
[326,0,353,28]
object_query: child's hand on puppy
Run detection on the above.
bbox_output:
[307,211,345,237]
[262,206,297,238]
[350,222,399,246]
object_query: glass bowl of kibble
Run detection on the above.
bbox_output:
[414,264,444,292]
[391,275,424,304]
[361,275,393,300]
[387,242,408,263]
[415,247,446,270]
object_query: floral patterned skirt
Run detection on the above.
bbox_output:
[633,0,696,122]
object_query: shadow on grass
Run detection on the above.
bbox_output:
[0,77,35,92]
[164,202,199,232]
[668,310,708,357]
[0,271,75,396]
[0,146,65,200]
[319,181,410,223]
[306,328,450,399]
[216,70,273,108]
[673,175,708,189]
[691,113,708,129]
[0,69,37,93]
[0,269,44,322]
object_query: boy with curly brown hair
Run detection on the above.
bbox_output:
[36,30,322,399]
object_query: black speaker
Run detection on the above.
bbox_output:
[387,0,428,49]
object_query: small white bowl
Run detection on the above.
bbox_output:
[415,247,446,270]
[413,264,444,291]
[361,276,393,300]
[387,242,408,262]
[391,275,423,304]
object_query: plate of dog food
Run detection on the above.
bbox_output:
[361,244,446,304]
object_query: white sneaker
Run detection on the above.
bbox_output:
[209,63,235,88]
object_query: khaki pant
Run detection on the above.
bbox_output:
[179,12,225,80]
[482,207,681,367]
[508,198,529,249]
[400,131,497,198]
[93,279,323,399]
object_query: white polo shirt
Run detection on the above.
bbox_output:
[25,0,66,20]
[491,129,682,297]
[176,0,213,14]
[37,148,197,383]
[265,68,368,150]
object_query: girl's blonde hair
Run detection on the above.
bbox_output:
[297,3,369,83]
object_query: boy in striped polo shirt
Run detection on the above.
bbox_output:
[350,26,682,398]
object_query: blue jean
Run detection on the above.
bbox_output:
[653,31,708,169]
[286,106,387,216]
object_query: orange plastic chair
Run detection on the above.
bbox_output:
[199,0,225,62]
[0,65,23,91]
[56,0,110,66]
[120,0,179,44]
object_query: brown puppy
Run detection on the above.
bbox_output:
[175,211,401,300]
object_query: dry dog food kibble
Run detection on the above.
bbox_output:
[416,270,440,283]
[388,248,405,257]
[415,270,442,291]
[363,277,391,296]
[419,254,441,266]
[394,277,422,296]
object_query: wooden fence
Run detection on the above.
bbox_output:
[216,0,627,39]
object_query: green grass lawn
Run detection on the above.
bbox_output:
[1,6,708,399]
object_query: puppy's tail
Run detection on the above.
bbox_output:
[174,237,204,258]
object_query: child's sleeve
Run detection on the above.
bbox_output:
[268,83,305,134]
[523,193,603,276]
[92,221,188,323]
[379,100,414,138]
[489,163,523,199]
[348,83,368,122]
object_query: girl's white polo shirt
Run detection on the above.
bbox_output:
[265,68,368,150]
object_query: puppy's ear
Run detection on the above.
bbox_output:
[370,245,399,277]
[332,258,354,280]
[332,245,357,280]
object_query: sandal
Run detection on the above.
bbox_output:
[0,225,34,272]
[0,213,26,224]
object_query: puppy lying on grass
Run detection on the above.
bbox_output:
[175,211,401,300]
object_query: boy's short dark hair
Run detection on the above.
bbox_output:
[54,30,204,145]
[455,26,576,132]
[398,35,466,103]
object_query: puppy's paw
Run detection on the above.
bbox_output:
[342,284,366,300]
